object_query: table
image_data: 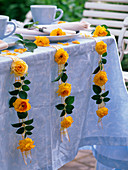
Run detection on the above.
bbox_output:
[0,36,128,170]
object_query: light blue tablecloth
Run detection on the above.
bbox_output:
[0,36,128,170]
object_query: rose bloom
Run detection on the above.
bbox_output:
[95,41,107,55]
[55,48,69,64]
[56,83,71,97]
[11,58,28,77]
[34,36,50,46]
[13,98,31,112]
[96,107,108,118]
[93,25,108,37]
[58,21,66,24]
[93,71,108,86]
[50,28,66,36]
[61,116,73,128]
[17,138,35,152]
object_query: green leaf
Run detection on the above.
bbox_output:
[21,76,25,80]
[91,95,100,100]
[13,82,22,88]
[91,30,95,34]
[101,91,109,97]
[65,96,74,105]
[52,73,62,82]
[22,85,30,91]
[106,30,111,36]
[24,131,32,138]
[9,90,19,95]
[25,125,34,131]
[25,131,32,135]
[16,127,24,134]
[66,105,74,114]
[62,69,67,72]
[93,85,102,94]
[17,112,28,119]
[64,62,68,67]
[23,119,33,125]
[24,80,31,85]
[9,97,17,107]
[11,122,22,128]
[93,66,100,74]
[14,33,23,40]
[19,91,27,99]
[15,40,24,45]
[103,97,110,102]
[24,21,39,28]
[25,42,37,52]
[56,104,65,110]
[60,110,66,117]
[61,73,68,83]
[102,52,107,57]
[96,99,102,104]
[102,58,107,64]
[101,24,108,29]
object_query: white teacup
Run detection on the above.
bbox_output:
[30,5,63,25]
[0,15,16,39]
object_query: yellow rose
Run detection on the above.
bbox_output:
[11,58,28,77]
[50,28,66,36]
[93,25,108,37]
[17,138,35,152]
[93,71,108,86]
[96,107,108,118]
[58,21,66,24]
[56,83,71,97]
[34,36,50,46]
[55,48,69,64]
[13,98,31,112]
[95,41,107,55]
[61,116,73,128]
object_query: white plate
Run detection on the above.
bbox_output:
[22,33,80,42]
[3,36,19,47]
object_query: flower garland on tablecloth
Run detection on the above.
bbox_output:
[91,25,111,125]
[0,44,36,165]
[9,57,35,164]
[34,34,75,141]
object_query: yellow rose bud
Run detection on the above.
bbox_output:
[55,48,69,64]
[96,107,108,118]
[56,83,71,97]
[34,36,50,46]
[11,58,28,77]
[50,28,66,36]
[17,138,35,152]
[93,71,108,86]
[13,98,31,112]
[61,116,73,128]
[93,25,108,37]
[95,41,107,55]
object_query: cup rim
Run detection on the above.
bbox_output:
[30,5,57,8]
[0,15,9,19]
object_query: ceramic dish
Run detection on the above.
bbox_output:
[22,33,80,42]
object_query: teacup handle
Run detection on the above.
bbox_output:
[3,21,16,39]
[53,8,63,22]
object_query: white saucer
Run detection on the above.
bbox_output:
[22,33,80,42]
[3,36,19,47]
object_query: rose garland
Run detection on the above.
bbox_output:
[52,48,74,142]
[91,25,111,125]
[8,56,35,164]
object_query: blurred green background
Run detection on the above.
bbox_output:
[0,0,86,22]
[0,0,127,70]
